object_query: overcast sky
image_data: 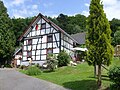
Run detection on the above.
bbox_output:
[2,0,120,20]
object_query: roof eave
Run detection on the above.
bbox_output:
[18,13,42,41]
[18,13,79,44]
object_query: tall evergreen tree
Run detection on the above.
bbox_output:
[86,0,113,88]
[0,1,15,66]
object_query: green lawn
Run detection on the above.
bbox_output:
[20,57,120,90]
[36,63,98,90]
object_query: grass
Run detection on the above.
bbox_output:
[20,57,120,90]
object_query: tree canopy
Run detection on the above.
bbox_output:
[12,17,34,40]
[86,0,114,88]
[11,12,120,47]
[12,14,120,47]
[110,18,120,46]
[0,1,15,65]
[48,13,87,35]
[113,30,120,45]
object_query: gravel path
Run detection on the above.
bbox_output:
[0,68,68,90]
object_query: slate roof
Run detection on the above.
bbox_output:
[71,33,86,44]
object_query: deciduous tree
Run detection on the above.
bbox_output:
[0,1,15,65]
[110,18,120,46]
[113,30,120,45]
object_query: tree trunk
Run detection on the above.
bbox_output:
[94,64,97,77]
[97,64,102,89]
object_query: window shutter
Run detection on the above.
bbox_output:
[35,24,38,30]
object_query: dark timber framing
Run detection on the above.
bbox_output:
[18,13,79,65]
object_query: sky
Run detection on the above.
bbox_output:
[2,0,120,20]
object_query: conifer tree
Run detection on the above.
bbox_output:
[86,0,113,88]
[0,1,15,65]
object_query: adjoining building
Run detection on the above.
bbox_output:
[12,47,22,67]
[71,32,86,45]
[114,45,120,57]
[71,33,86,61]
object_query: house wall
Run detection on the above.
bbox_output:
[21,15,76,66]
[22,18,60,66]
[60,33,74,54]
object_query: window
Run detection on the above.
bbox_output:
[64,36,68,41]
[47,48,53,54]
[28,39,32,45]
[35,24,41,30]
[41,23,46,29]
[27,51,32,57]
[31,26,34,29]
[47,35,53,42]
[73,42,76,47]
[35,24,38,30]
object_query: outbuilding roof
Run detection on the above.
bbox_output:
[71,33,86,44]
[13,47,22,56]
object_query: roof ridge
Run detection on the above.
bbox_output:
[18,13,79,44]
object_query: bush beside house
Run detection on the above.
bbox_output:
[57,50,71,67]
[45,54,58,71]
[27,65,42,76]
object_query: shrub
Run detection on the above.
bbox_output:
[46,54,58,71]
[19,65,28,70]
[108,66,120,89]
[4,64,12,68]
[27,66,41,76]
[57,50,71,67]
[35,63,41,69]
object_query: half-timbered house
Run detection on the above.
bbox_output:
[18,13,79,66]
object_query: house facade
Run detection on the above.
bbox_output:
[18,13,78,66]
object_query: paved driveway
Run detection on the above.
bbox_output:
[0,68,68,90]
